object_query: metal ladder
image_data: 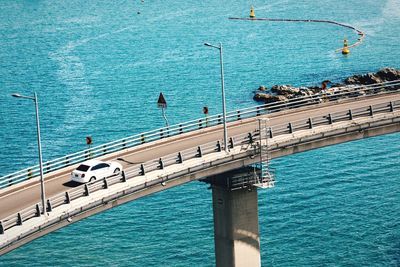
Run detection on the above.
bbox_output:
[254,118,275,188]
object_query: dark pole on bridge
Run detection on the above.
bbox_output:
[12,92,46,215]
[157,92,169,128]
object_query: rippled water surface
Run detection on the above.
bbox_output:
[0,0,399,266]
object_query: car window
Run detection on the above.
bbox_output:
[91,164,101,171]
[76,164,90,172]
[92,163,109,170]
[99,163,110,169]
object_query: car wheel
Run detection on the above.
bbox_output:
[89,176,96,183]
[114,168,121,175]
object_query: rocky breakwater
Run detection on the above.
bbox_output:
[253,67,400,104]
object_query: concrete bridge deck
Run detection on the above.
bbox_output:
[1,93,399,220]
[1,92,400,257]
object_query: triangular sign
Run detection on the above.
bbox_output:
[157,92,167,108]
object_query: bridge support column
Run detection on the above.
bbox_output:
[207,169,261,267]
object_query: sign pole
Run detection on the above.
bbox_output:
[157,92,169,127]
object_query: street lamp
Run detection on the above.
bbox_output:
[12,92,46,215]
[204,42,228,152]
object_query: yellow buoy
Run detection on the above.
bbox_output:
[342,38,350,55]
[250,5,255,18]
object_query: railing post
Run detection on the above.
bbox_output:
[36,204,41,217]
[349,109,353,120]
[84,184,89,197]
[199,119,203,129]
[218,115,222,124]
[103,178,108,189]
[216,141,222,152]
[159,158,164,169]
[122,139,126,148]
[256,106,261,116]
[229,137,234,149]
[237,110,241,120]
[65,156,70,166]
[369,105,373,116]
[179,124,183,134]
[308,118,313,129]
[288,123,293,133]
[140,164,145,175]
[269,128,273,138]
[17,213,22,225]
[160,129,164,139]
[389,101,394,112]
[141,134,145,144]
[328,113,333,124]
[85,148,92,159]
[122,171,127,182]
[103,145,107,155]
[47,199,52,212]
[248,133,254,144]
[65,192,70,204]
[45,162,51,173]
[197,146,203,157]
[177,152,183,163]
[0,221,4,234]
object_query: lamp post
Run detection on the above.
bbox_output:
[12,92,46,215]
[204,42,228,152]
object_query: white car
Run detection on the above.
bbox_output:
[70,159,123,183]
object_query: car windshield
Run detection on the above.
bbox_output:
[76,164,90,172]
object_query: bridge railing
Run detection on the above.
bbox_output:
[1,80,399,188]
[0,130,251,235]
[262,101,399,139]
[1,100,399,235]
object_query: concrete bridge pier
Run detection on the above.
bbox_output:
[206,168,261,267]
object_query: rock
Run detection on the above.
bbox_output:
[298,87,312,96]
[252,67,399,104]
[258,85,267,91]
[307,86,322,94]
[274,95,289,102]
[344,73,382,85]
[344,67,400,85]
[365,73,383,84]
[344,76,358,84]
[253,92,268,102]
[271,85,301,97]
[376,67,400,81]
[253,93,288,103]
[330,83,344,88]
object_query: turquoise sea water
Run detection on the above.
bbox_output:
[0,0,399,266]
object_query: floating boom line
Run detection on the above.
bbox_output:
[229,17,365,52]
